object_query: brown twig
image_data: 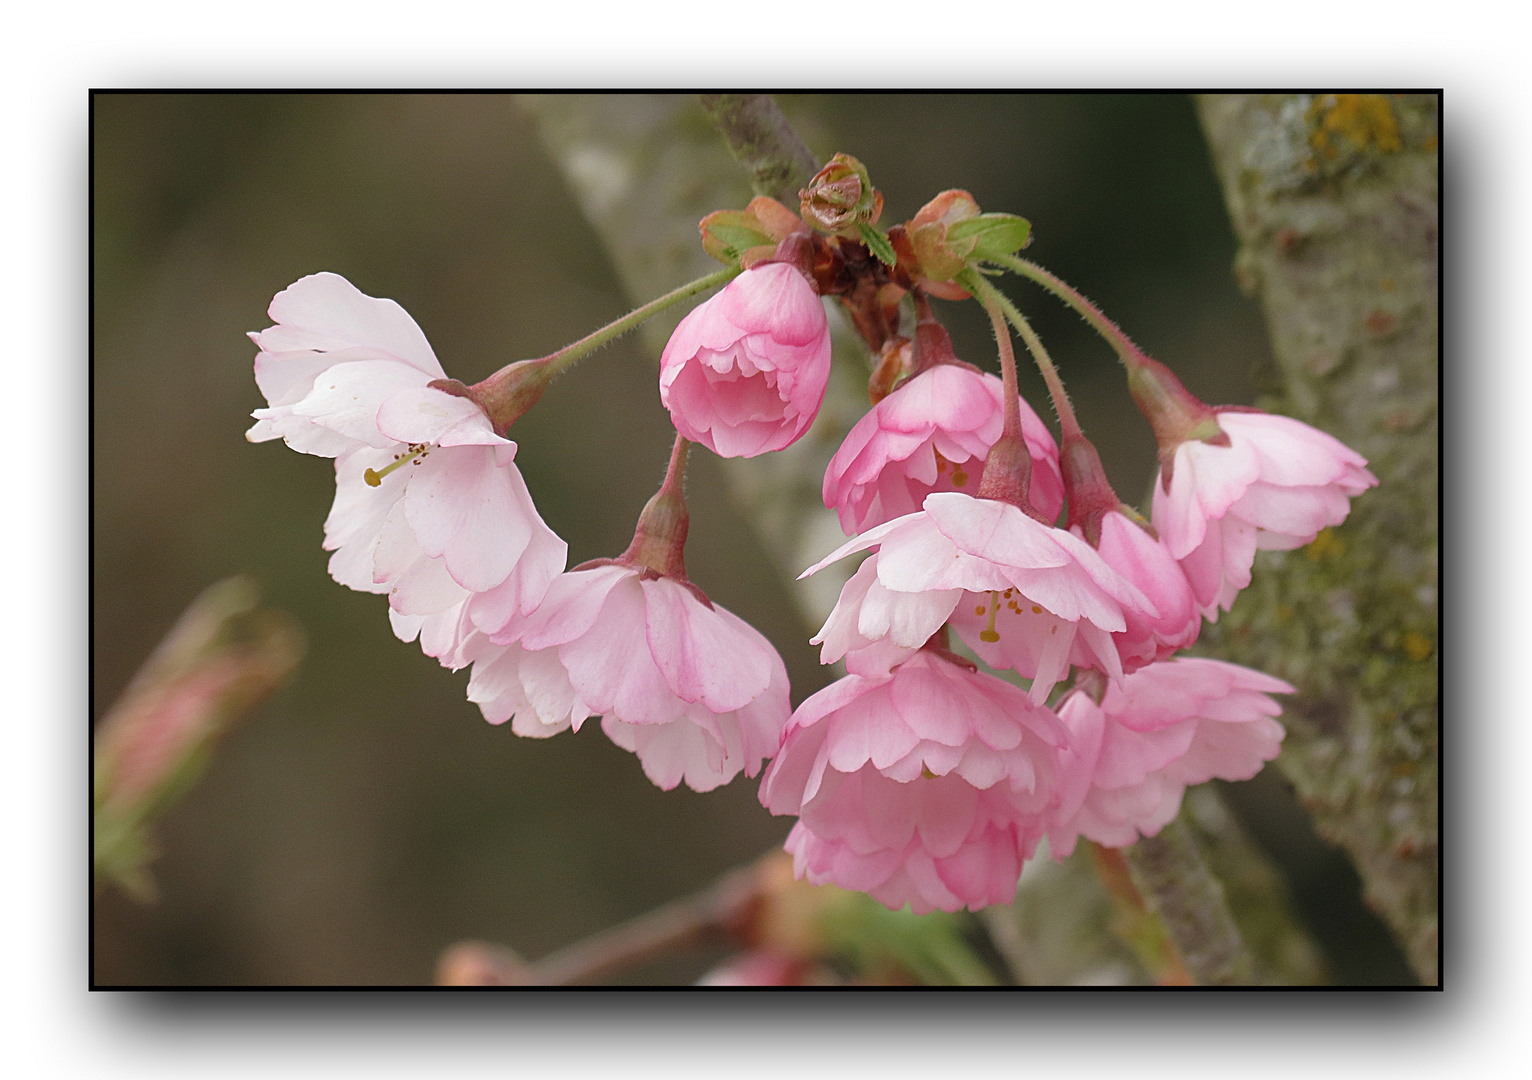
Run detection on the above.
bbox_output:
[698,94,820,203]
[437,861,765,986]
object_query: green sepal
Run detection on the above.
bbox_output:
[856,222,898,267]
[947,212,1032,261]
[700,211,777,265]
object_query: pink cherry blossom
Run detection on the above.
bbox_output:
[464,564,790,793]
[247,273,566,662]
[759,651,1066,915]
[1048,658,1293,858]
[1151,411,1378,619]
[823,363,1065,535]
[658,262,832,458]
[1075,509,1200,673]
[804,492,1156,701]
[696,950,807,986]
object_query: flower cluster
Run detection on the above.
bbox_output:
[247,151,1376,919]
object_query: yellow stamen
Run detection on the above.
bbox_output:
[363,444,429,487]
[980,590,1001,643]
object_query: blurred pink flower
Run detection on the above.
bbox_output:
[696,950,807,986]
[759,651,1065,914]
[822,364,1064,535]
[1076,509,1200,673]
[466,564,790,792]
[1151,411,1377,619]
[1048,658,1293,858]
[804,492,1155,701]
[247,273,566,662]
[659,263,832,458]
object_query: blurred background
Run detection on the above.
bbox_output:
[92,93,1415,984]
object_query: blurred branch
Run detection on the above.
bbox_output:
[439,860,763,985]
[1121,814,1252,985]
[438,849,1000,986]
[983,786,1323,986]
[1196,94,1439,983]
[93,576,304,901]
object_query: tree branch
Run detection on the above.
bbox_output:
[698,94,820,203]
[1196,93,1439,983]
[437,862,763,986]
[1122,814,1253,985]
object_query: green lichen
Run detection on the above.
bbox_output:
[1197,93,1439,982]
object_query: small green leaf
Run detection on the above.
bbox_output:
[947,212,1032,260]
[856,222,898,266]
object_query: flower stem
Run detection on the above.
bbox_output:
[961,270,1041,518]
[619,433,693,582]
[973,277,1084,441]
[543,266,740,375]
[960,271,1023,443]
[457,266,740,434]
[991,253,1150,371]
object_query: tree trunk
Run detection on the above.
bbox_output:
[1195,94,1439,983]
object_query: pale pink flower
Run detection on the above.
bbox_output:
[759,651,1066,915]
[1048,658,1293,858]
[247,273,566,662]
[1076,509,1200,673]
[696,950,806,986]
[1151,411,1377,619]
[804,492,1156,701]
[822,363,1065,535]
[659,262,832,458]
[465,564,790,792]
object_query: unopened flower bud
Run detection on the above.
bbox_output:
[699,196,805,267]
[659,263,832,458]
[799,152,883,235]
[906,189,1032,283]
[94,577,304,899]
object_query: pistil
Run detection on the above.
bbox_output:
[363,444,429,487]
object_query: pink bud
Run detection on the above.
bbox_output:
[659,263,832,458]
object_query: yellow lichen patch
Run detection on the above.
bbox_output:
[1403,632,1433,662]
[1308,94,1403,159]
[1305,528,1346,562]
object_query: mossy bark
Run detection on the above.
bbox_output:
[1196,94,1439,983]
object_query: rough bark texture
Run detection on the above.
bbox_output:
[697,94,820,202]
[1196,94,1439,983]
[983,787,1324,986]
[1121,815,1252,985]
